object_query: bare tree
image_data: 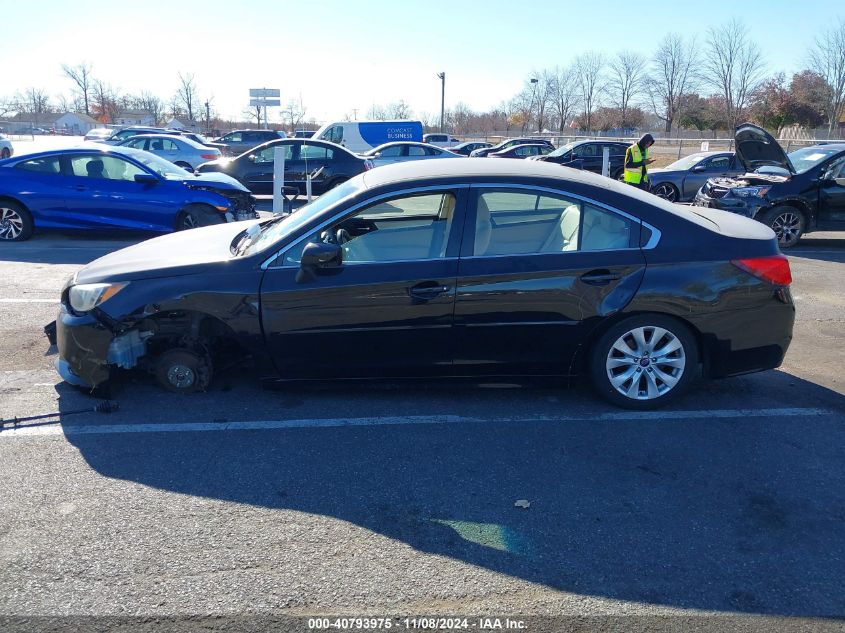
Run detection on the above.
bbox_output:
[55,93,71,113]
[90,80,120,123]
[703,19,766,131]
[809,18,845,136]
[15,88,51,125]
[135,91,165,125]
[0,96,17,119]
[386,100,412,119]
[367,104,387,120]
[61,62,93,116]
[608,51,647,130]
[281,97,307,131]
[241,104,262,126]
[648,33,699,135]
[575,52,605,133]
[549,65,580,132]
[175,72,198,122]
[530,70,556,133]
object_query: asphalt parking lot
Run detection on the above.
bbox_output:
[1,226,844,625]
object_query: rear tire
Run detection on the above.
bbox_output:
[155,348,212,393]
[175,161,194,173]
[611,168,624,181]
[590,315,699,410]
[0,201,34,241]
[760,206,804,248]
[176,204,225,231]
[0,148,10,159]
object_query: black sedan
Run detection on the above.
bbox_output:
[196,139,371,195]
[52,159,794,409]
[470,138,554,157]
[488,143,553,159]
[694,124,845,247]
[530,140,630,180]
[448,141,492,156]
[648,152,742,202]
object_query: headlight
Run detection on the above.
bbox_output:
[732,186,771,198]
[68,282,128,313]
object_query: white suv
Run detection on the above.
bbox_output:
[422,133,461,148]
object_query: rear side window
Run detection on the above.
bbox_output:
[471,190,638,256]
[15,156,61,174]
[300,144,333,160]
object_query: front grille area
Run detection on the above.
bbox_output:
[705,183,729,199]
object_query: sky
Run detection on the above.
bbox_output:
[0,0,840,124]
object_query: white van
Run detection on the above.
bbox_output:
[313,120,424,153]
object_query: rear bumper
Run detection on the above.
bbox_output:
[691,290,795,378]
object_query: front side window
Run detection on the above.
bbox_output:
[471,190,637,256]
[70,155,146,181]
[378,145,403,157]
[705,156,731,171]
[324,126,343,144]
[224,132,243,142]
[407,145,427,157]
[122,138,146,149]
[282,192,457,266]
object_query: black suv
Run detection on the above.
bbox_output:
[212,129,286,156]
[529,140,630,180]
[694,124,845,247]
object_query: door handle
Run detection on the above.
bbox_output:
[409,283,451,300]
[580,269,622,286]
[67,185,87,191]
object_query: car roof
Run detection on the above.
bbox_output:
[800,143,845,151]
[121,133,207,148]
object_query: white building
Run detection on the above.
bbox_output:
[114,109,156,126]
[54,112,101,134]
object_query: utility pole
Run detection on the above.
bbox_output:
[528,77,538,134]
[437,72,445,133]
[205,100,210,134]
[351,108,358,120]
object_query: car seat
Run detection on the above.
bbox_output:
[539,204,581,252]
[581,209,630,251]
[151,140,164,151]
[86,159,106,179]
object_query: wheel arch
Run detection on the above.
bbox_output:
[570,310,710,377]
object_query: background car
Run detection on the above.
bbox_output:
[449,141,492,156]
[117,134,223,172]
[293,130,316,138]
[197,138,370,195]
[212,129,287,156]
[422,133,462,148]
[530,140,629,180]
[53,159,794,412]
[84,128,114,142]
[361,141,461,167]
[0,135,12,159]
[488,143,553,159]
[470,137,554,157]
[0,147,257,241]
[102,126,174,144]
[648,152,742,202]
[694,124,845,247]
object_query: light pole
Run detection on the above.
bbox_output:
[437,72,445,133]
[528,77,538,134]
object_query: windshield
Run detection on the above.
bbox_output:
[547,142,577,158]
[128,150,194,178]
[787,146,843,174]
[244,179,362,255]
[664,154,708,171]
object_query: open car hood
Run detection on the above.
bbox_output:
[735,123,794,174]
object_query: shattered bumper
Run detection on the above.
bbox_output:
[53,304,150,388]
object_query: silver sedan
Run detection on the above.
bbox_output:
[361,142,461,167]
[116,134,222,172]
[648,151,742,202]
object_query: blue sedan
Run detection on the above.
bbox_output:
[0,147,257,241]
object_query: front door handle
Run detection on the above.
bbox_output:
[580,269,622,286]
[68,185,87,191]
[409,283,451,300]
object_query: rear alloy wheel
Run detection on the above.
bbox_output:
[761,206,804,248]
[590,315,698,409]
[0,202,34,241]
[176,204,225,231]
[1,148,10,159]
[155,348,212,393]
[651,182,679,202]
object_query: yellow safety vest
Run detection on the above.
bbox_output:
[624,143,649,184]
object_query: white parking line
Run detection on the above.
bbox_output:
[0,298,57,303]
[0,407,834,439]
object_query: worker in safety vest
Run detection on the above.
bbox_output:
[623,133,655,190]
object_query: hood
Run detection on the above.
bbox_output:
[75,220,260,283]
[734,123,794,174]
[177,170,247,192]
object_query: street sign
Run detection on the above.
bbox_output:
[250,98,280,107]
[250,88,280,98]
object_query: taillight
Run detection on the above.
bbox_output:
[201,153,219,159]
[731,255,792,286]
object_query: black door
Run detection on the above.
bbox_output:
[260,188,467,378]
[242,142,296,194]
[818,157,845,227]
[453,187,647,376]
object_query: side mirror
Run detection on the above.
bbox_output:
[248,154,257,163]
[373,152,382,158]
[692,165,706,172]
[301,241,341,269]
[134,173,158,184]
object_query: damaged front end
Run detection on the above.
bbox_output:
[188,183,259,223]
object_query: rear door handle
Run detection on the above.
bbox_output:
[68,185,87,191]
[409,283,451,300]
[580,270,622,286]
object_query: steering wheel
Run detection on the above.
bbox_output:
[320,229,338,244]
